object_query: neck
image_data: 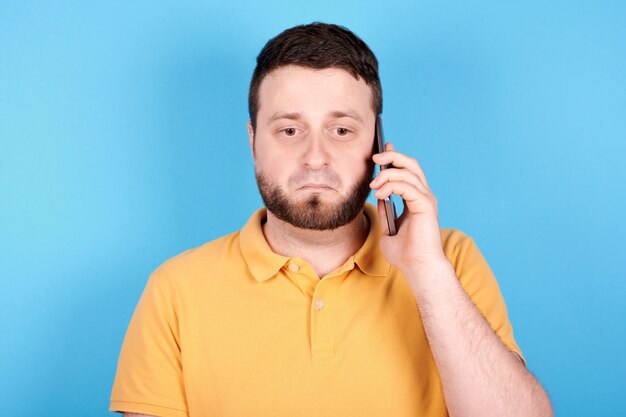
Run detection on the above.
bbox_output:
[262,209,370,278]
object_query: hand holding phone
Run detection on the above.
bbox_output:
[374,116,398,236]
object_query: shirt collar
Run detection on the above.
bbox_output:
[239,203,391,283]
[239,208,291,283]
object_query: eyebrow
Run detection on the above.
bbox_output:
[267,110,364,124]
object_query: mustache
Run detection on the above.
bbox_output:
[287,169,341,188]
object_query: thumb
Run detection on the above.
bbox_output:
[377,199,389,235]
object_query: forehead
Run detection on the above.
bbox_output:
[256,65,374,120]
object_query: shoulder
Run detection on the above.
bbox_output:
[439,228,489,271]
[150,230,243,287]
[439,227,500,289]
[440,228,473,258]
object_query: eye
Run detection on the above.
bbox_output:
[334,127,352,137]
[279,127,298,137]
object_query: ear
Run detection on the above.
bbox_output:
[247,120,255,158]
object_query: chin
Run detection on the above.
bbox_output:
[255,163,374,231]
[266,191,366,231]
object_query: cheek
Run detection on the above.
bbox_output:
[256,152,295,183]
[354,146,374,168]
[254,140,281,169]
[340,151,372,180]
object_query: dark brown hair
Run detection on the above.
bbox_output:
[248,22,383,133]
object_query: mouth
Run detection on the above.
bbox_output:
[298,183,334,191]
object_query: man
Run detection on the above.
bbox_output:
[110,23,553,417]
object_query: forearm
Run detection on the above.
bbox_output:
[405,259,553,417]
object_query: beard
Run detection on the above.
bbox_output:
[255,160,375,231]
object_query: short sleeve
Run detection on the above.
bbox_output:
[450,232,526,366]
[109,269,189,417]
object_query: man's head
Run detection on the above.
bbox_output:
[247,23,383,230]
[248,22,383,134]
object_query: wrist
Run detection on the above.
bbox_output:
[403,255,452,274]
[401,257,455,290]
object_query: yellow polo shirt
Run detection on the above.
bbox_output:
[110,203,524,417]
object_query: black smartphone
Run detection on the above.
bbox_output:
[374,116,398,236]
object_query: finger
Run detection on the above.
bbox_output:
[374,181,435,214]
[373,148,430,189]
[373,150,430,189]
[395,199,410,230]
[373,180,428,201]
[370,167,428,193]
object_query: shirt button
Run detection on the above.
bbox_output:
[288,263,300,272]
[314,300,325,311]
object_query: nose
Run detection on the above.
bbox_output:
[303,131,330,170]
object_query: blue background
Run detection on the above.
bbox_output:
[1,1,625,416]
